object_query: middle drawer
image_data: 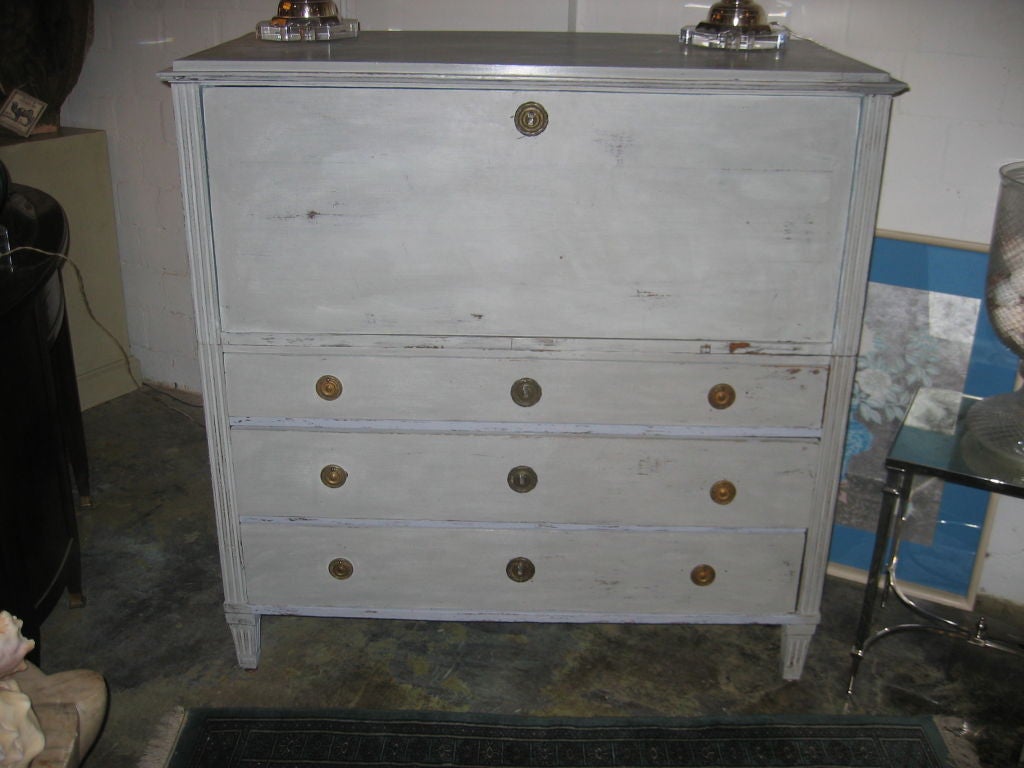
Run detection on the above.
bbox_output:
[229,430,817,527]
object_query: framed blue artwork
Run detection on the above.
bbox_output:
[829,236,1018,602]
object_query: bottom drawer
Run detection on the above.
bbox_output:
[241,523,804,618]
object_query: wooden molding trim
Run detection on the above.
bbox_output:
[876,228,988,253]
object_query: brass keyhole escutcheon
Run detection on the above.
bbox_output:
[320,464,349,488]
[506,556,536,583]
[508,465,538,493]
[710,480,736,505]
[690,563,716,586]
[511,377,542,407]
[328,557,354,580]
[707,383,736,410]
[315,374,343,401]
[514,102,548,136]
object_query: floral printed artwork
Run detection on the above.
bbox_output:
[838,283,979,546]
[829,237,1017,599]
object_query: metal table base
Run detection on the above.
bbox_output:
[847,388,1024,696]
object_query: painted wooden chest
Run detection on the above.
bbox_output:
[163,31,904,675]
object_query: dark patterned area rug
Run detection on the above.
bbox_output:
[161,709,952,768]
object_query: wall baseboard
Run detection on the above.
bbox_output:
[78,357,140,411]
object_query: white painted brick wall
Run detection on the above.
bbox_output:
[347,0,571,30]
[59,0,1024,602]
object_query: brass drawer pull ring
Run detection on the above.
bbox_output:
[506,556,536,582]
[320,464,349,488]
[315,374,343,401]
[328,557,354,580]
[514,102,548,136]
[707,383,736,410]
[710,480,736,505]
[511,377,542,407]
[690,563,716,586]
[507,465,538,493]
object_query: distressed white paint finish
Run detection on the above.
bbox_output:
[204,86,857,344]
[163,32,901,672]
[170,83,251,622]
[223,352,829,428]
[221,333,826,357]
[241,523,805,616]
[229,431,818,527]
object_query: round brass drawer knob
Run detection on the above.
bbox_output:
[690,563,716,587]
[710,480,736,505]
[511,377,542,407]
[315,374,343,401]
[707,383,736,410]
[320,464,349,488]
[507,465,538,493]
[328,557,354,580]
[514,101,548,137]
[506,556,536,583]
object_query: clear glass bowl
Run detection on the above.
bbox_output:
[966,161,1024,459]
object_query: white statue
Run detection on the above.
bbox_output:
[0,611,107,767]
[0,613,34,680]
[0,613,43,768]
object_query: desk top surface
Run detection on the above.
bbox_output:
[164,31,906,94]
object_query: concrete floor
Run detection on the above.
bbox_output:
[35,388,1024,767]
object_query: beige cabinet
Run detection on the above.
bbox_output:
[164,32,904,676]
[0,129,137,409]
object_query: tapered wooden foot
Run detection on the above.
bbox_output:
[781,624,816,680]
[226,610,261,669]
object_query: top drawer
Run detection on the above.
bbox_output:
[223,351,827,429]
[203,87,858,343]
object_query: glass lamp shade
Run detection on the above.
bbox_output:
[966,161,1024,459]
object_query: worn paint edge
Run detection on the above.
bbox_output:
[245,605,815,624]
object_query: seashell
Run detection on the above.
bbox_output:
[0,686,44,767]
[0,615,34,680]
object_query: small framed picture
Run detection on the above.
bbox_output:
[0,89,48,137]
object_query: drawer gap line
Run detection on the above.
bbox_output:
[228,417,821,440]
[239,516,805,536]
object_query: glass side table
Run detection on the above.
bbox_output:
[847,387,1024,695]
